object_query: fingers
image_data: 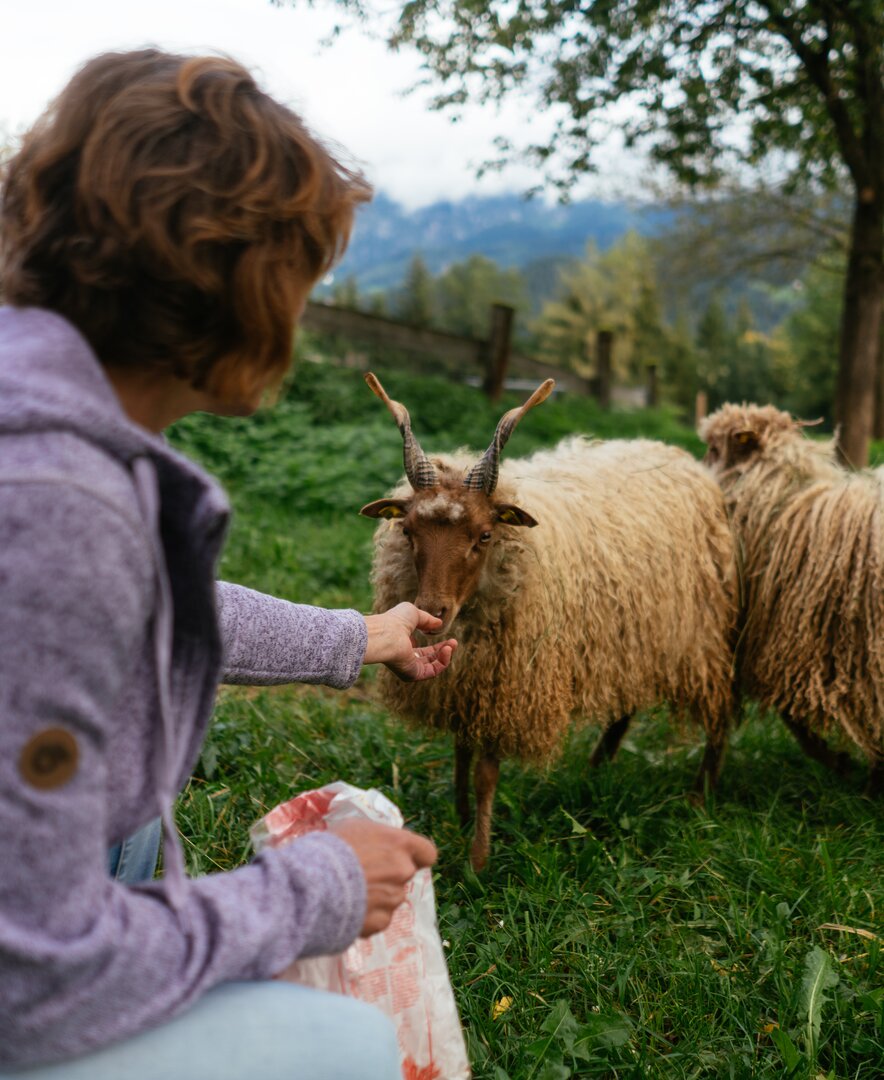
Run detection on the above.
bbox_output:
[409,605,443,634]
[402,829,437,869]
[361,884,409,936]
[410,640,457,680]
[329,821,437,937]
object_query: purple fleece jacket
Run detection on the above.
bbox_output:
[0,307,370,1067]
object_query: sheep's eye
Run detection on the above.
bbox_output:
[401,526,410,538]
[479,531,492,543]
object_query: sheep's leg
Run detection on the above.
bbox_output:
[686,717,729,803]
[469,750,500,873]
[867,761,882,798]
[589,714,632,767]
[782,716,855,778]
[692,733,727,801]
[454,736,473,827]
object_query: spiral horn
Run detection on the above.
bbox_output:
[365,372,438,489]
[464,379,555,494]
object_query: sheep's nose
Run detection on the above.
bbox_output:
[417,600,448,626]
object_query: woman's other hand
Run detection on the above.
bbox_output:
[363,602,457,682]
[330,819,437,936]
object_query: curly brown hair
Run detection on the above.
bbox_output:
[0,49,371,402]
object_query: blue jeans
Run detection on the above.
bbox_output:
[3,826,399,1079]
[107,817,162,882]
[2,982,400,1080]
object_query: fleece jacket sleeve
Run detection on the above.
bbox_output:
[0,481,366,1069]
[216,581,368,688]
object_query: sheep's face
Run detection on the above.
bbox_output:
[702,427,762,475]
[361,484,537,635]
[700,404,795,477]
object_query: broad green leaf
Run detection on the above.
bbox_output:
[801,946,839,1061]
[541,1000,580,1054]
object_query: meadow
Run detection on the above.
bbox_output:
[170,363,884,1080]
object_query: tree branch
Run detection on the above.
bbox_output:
[762,2,868,182]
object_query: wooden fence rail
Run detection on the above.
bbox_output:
[301,300,594,398]
[301,299,660,409]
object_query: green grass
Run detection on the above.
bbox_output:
[182,686,883,1080]
[169,368,883,1080]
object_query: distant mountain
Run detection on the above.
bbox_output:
[328,192,671,293]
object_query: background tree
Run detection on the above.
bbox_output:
[396,253,435,326]
[330,273,360,309]
[772,259,846,425]
[632,277,666,384]
[536,232,656,380]
[694,294,737,408]
[294,0,883,465]
[662,311,700,416]
[433,254,528,339]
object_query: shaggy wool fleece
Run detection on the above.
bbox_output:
[369,436,738,763]
[701,403,884,765]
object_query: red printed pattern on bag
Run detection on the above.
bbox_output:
[262,788,335,846]
[359,967,389,1004]
[384,901,415,945]
[391,961,420,1013]
[403,1058,441,1080]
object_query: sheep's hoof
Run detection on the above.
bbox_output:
[469,844,488,873]
[588,744,609,768]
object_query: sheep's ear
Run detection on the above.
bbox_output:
[360,498,410,520]
[495,504,538,528]
[732,429,760,457]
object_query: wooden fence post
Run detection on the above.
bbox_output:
[646,364,659,408]
[483,303,515,402]
[596,330,613,409]
[695,390,708,429]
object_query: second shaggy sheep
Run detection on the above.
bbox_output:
[700,403,884,783]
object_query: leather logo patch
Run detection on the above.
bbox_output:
[19,728,79,790]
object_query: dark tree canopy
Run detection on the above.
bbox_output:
[378,0,881,195]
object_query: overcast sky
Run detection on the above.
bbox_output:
[1,0,650,209]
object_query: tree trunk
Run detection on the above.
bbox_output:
[596,329,613,409]
[482,303,514,403]
[834,190,884,468]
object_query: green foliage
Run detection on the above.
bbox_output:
[169,360,705,499]
[180,680,884,1079]
[801,946,839,1064]
[772,261,845,426]
[535,233,660,380]
[330,273,360,308]
[693,293,779,411]
[376,1,881,199]
[396,253,436,327]
[434,254,529,340]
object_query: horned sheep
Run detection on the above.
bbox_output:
[361,374,739,870]
[700,403,883,787]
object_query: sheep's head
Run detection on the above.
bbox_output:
[700,403,799,476]
[360,373,554,634]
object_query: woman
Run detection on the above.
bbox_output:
[0,48,456,1078]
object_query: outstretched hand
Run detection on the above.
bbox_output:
[363,602,457,682]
